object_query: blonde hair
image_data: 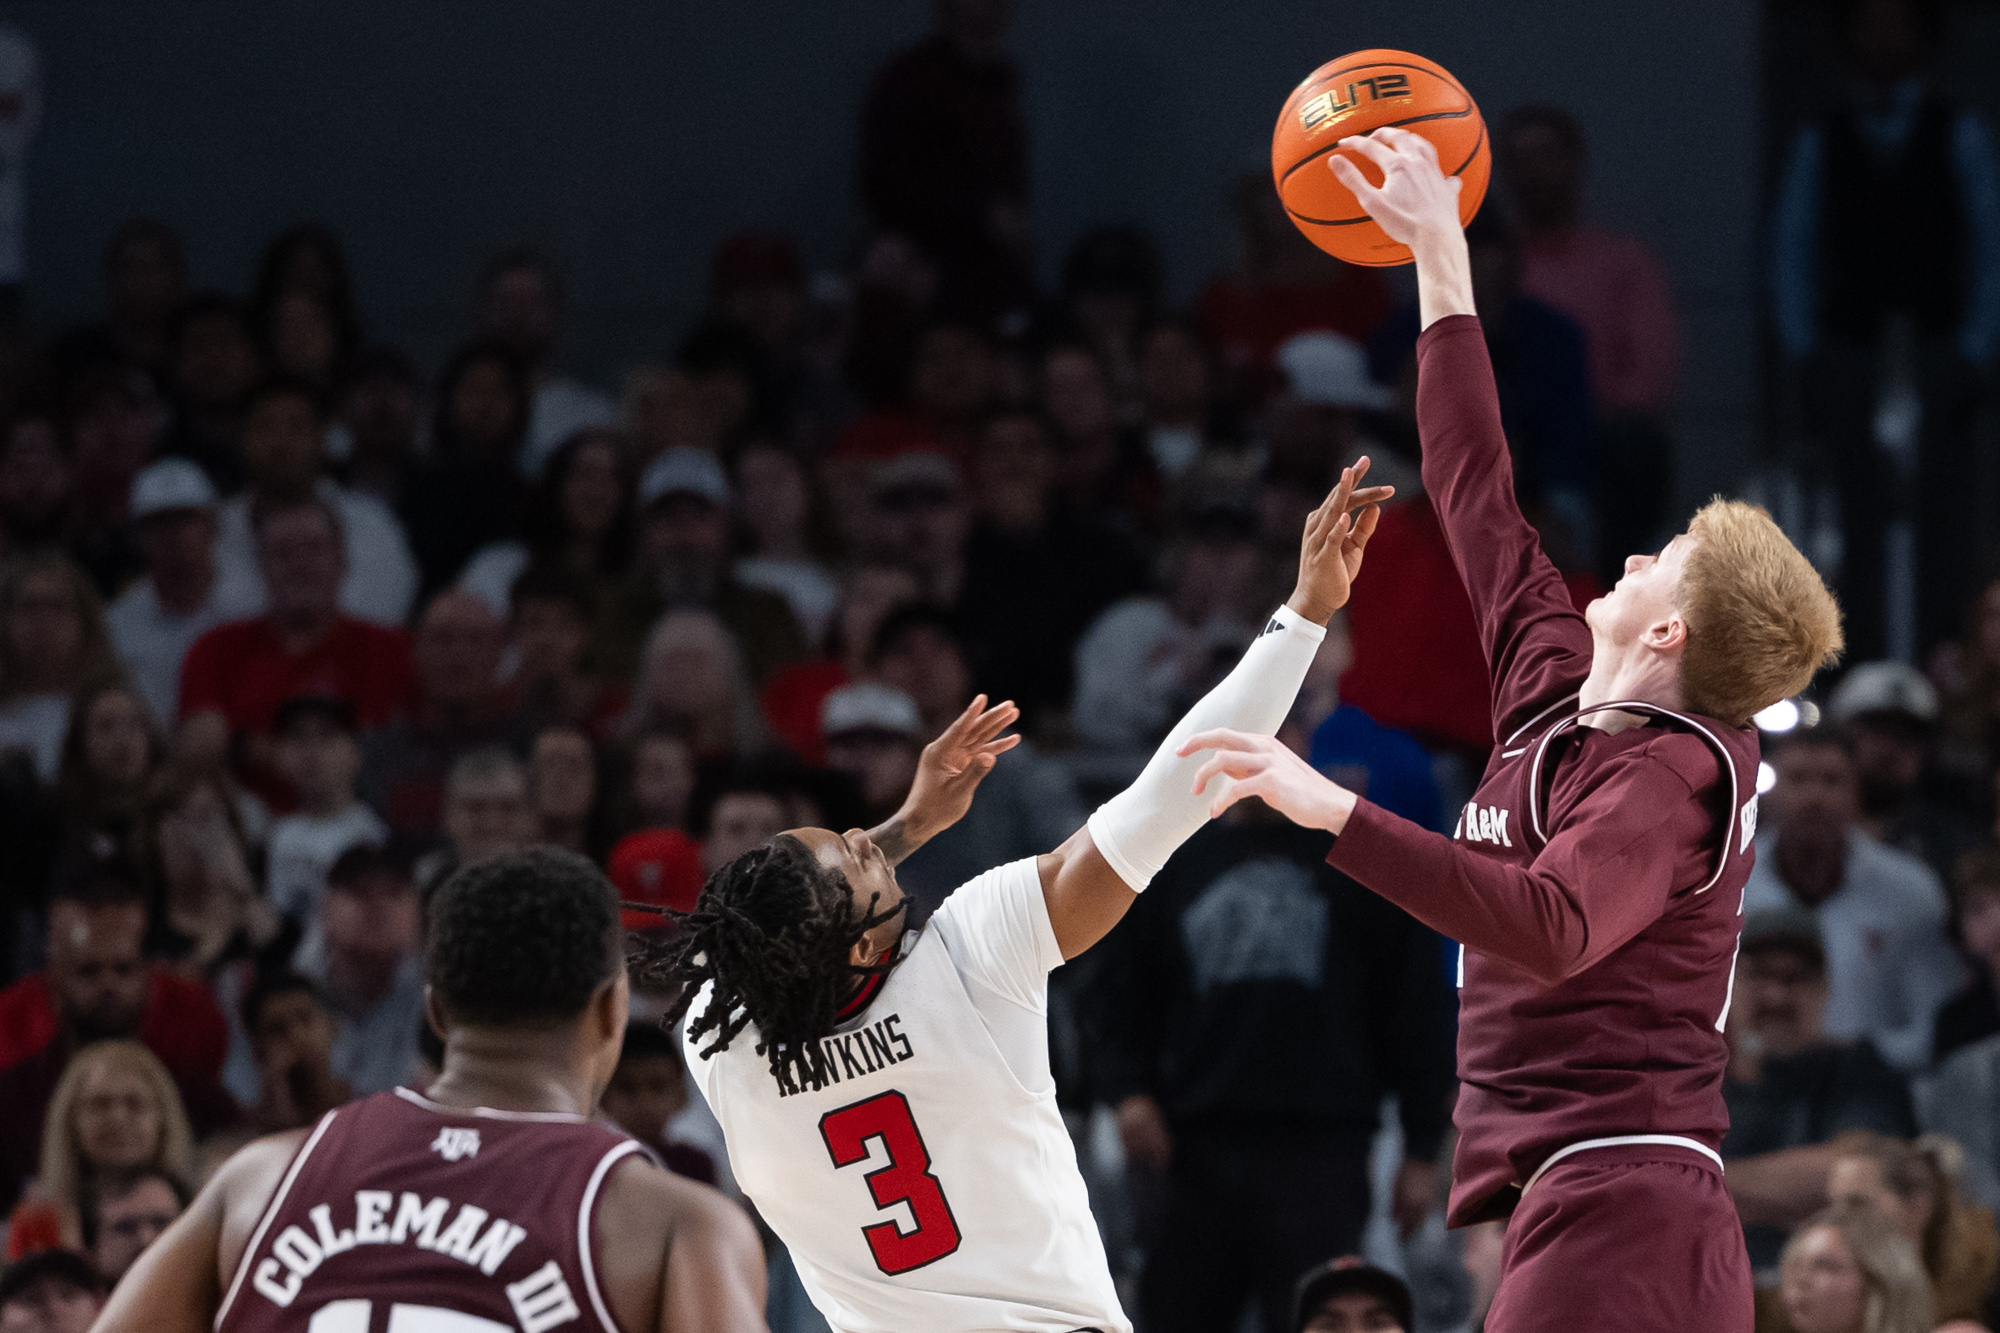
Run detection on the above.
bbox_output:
[1783,1206,1934,1333]
[38,1041,194,1217]
[1833,1133,1999,1324]
[1678,499,1843,726]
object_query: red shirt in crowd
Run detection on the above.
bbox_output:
[178,615,416,734]
[1198,266,1393,403]
[1324,316,1761,1227]
[0,969,241,1211]
[1341,497,1599,756]
[1519,225,1679,417]
[760,658,850,765]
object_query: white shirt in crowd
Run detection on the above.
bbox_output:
[210,479,419,627]
[0,692,67,781]
[267,803,389,927]
[688,858,1130,1333]
[1744,828,1966,1073]
[456,541,531,619]
[0,27,40,286]
[106,578,261,726]
[519,376,615,476]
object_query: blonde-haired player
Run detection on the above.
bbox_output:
[1181,126,1843,1333]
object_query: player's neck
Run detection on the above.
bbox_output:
[426,1026,595,1118]
[1577,639,1685,731]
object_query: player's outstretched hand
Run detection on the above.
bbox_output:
[900,694,1021,842]
[1330,125,1461,249]
[1178,728,1359,833]
[1286,456,1392,624]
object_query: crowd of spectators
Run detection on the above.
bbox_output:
[0,1,1997,1331]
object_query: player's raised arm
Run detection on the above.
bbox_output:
[1032,460,1391,958]
[863,694,1023,866]
[1337,125,1592,737]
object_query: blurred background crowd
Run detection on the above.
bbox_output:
[1,1,1999,1332]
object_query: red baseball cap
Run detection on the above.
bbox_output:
[609,829,705,930]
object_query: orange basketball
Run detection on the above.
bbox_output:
[1270,49,1489,267]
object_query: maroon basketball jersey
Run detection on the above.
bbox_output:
[1321,317,1768,1228]
[215,1089,645,1333]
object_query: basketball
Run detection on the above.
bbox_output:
[1270,49,1490,266]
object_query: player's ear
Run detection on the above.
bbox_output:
[422,986,449,1044]
[1647,614,1688,656]
[592,970,628,1046]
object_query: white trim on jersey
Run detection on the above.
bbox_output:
[1521,699,1742,895]
[391,1087,591,1124]
[212,1110,340,1330]
[576,1139,646,1333]
[1518,1133,1724,1198]
[1501,691,1582,748]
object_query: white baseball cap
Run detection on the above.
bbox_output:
[130,458,218,519]
[821,682,924,739]
[1828,661,1939,724]
[639,448,731,509]
[1276,331,1392,411]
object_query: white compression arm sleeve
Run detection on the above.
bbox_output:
[1086,604,1325,889]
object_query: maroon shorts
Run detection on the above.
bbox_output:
[1484,1143,1753,1333]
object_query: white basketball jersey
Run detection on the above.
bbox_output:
[686,858,1129,1333]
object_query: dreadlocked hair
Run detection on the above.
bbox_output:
[647,834,907,1095]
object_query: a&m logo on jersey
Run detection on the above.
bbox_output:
[1739,795,1759,853]
[430,1127,481,1162]
[1454,801,1513,848]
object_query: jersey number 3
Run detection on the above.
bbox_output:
[819,1090,962,1274]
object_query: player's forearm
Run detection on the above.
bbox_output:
[1413,224,1476,329]
[868,811,924,866]
[1415,315,1593,734]
[1087,606,1325,890]
[1326,801,1595,986]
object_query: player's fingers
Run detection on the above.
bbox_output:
[978,734,1023,758]
[1190,752,1256,797]
[940,693,987,739]
[1324,464,1357,524]
[1304,484,1346,557]
[1340,133,1401,173]
[1374,124,1439,167]
[970,700,1019,740]
[1328,154,1384,204]
[1353,503,1382,545]
[1312,485,1347,551]
[1343,484,1394,513]
[1303,485,1338,546]
[1208,773,1258,819]
[1176,727,1265,759]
